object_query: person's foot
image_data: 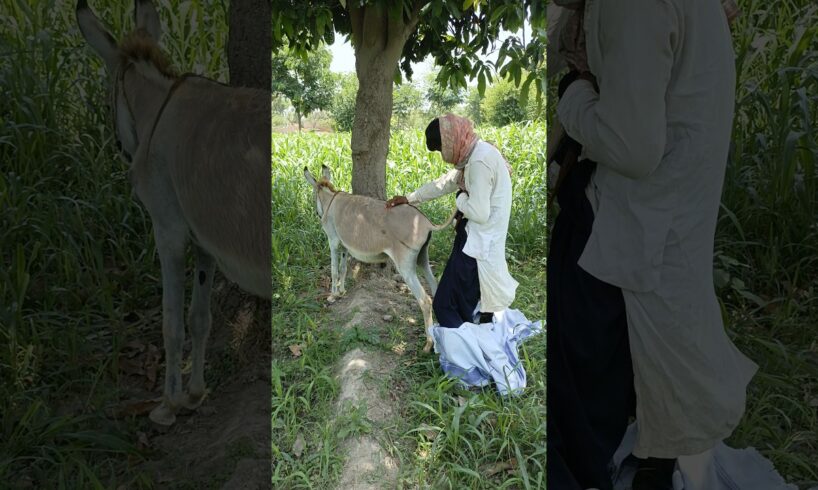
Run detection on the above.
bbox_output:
[477,312,493,324]
[631,457,676,490]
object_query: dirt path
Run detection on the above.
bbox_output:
[327,267,429,489]
[115,277,271,489]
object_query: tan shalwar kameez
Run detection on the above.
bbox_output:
[556,0,758,458]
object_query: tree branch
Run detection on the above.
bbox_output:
[362,4,387,50]
[404,0,428,38]
[348,2,364,49]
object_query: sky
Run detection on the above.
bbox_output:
[328,22,529,83]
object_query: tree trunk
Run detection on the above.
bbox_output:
[348,3,421,199]
[297,110,302,132]
[227,0,271,90]
[351,55,396,199]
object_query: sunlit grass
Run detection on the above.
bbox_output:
[271,126,547,488]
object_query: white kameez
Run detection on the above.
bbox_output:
[407,141,518,312]
[556,0,758,457]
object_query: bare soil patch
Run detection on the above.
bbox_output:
[114,275,271,489]
[327,267,430,489]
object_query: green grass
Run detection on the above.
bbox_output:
[717,1,818,486]
[271,125,547,488]
[1,0,231,486]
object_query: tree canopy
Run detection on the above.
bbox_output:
[273,0,544,99]
[271,47,336,130]
[271,0,545,198]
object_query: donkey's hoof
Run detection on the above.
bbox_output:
[149,403,177,426]
[423,339,434,353]
[180,390,208,410]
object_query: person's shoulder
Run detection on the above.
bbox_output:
[470,141,503,167]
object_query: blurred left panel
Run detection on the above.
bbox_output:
[1,0,272,487]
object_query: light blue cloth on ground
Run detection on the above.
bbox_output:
[612,423,798,490]
[429,308,543,396]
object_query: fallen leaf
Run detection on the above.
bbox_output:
[109,398,162,418]
[481,458,517,477]
[292,433,306,458]
[119,358,145,376]
[136,431,150,450]
[289,344,303,357]
[123,340,146,356]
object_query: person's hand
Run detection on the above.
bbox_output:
[385,195,408,208]
[577,71,598,91]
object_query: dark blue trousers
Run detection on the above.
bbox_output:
[433,217,481,328]
[546,160,636,490]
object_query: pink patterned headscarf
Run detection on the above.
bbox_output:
[438,113,512,193]
[439,114,479,166]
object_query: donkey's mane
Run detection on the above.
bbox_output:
[317,178,338,192]
[119,29,178,79]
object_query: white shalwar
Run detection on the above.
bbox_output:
[556,0,758,459]
[407,140,518,312]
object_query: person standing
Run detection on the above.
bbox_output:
[547,0,757,489]
[386,114,518,329]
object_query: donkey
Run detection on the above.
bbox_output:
[304,165,455,353]
[77,0,270,425]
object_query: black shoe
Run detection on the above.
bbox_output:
[477,312,493,324]
[631,457,675,490]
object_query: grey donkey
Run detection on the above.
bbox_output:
[304,165,455,353]
[77,0,270,425]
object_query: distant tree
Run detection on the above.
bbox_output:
[482,78,528,127]
[392,81,423,129]
[331,73,359,132]
[425,71,464,116]
[465,87,484,126]
[271,47,336,131]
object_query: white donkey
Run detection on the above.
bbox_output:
[77,0,270,425]
[304,165,455,353]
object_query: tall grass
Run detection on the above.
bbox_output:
[711,0,817,484]
[1,0,229,485]
[272,125,546,488]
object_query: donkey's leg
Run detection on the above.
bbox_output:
[394,252,435,353]
[338,246,348,295]
[149,224,188,426]
[329,237,340,296]
[181,244,216,410]
[417,240,438,296]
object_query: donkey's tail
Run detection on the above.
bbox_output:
[430,207,459,231]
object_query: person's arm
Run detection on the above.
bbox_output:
[455,160,492,224]
[556,0,679,179]
[406,168,460,204]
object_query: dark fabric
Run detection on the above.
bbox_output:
[425,118,442,152]
[546,159,636,490]
[433,217,481,328]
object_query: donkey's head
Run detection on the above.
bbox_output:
[303,165,336,218]
[76,0,164,72]
[76,0,176,161]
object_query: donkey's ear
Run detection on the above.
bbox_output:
[304,167,317,186]
[76,0,119,72]
[134,0,162,42]
[321,165,332,181]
